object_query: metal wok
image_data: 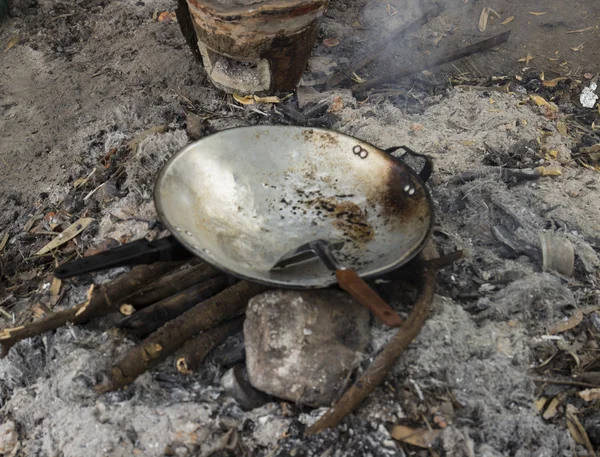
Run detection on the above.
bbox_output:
[55,126,434,291]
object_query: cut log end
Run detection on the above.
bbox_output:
[120,304,135,316]
[176,357,190,374]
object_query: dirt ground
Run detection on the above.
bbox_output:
[0,0,600,456]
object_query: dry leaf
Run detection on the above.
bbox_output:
[518,53,533,64]
[323,38,340,48]
[566,404,596,456]
[31,303,51,319]
[584,73,594,79]
[529,11,547,16]
[389,425,442,448]
[478,7,490,32]
[546,149,559,159]
[352,21,363,29]
[542,77,568,87]
[578,388,600,402]
[35,218,94,256]
[534,397,547,412]
[530,95,556,110]
[566,26,595,34]
[157,11,177,22]
[542,396,561,420]
[422,70,433,76]
[351,72,367,84]
[233,93,281,105]
[128,125,167,152]
[540,71,545,81]
[581,144,600,155]
[556,121,567,136]
[502,16,515,25]
[571,43,584,52]
[515,75,523,81]
[557,339,580,367]
[548,309,583,334]
[328,96,344,113]
[410,123,424,132]
[3,35,19,54]
[0,233,8,253]
[50,277,61,297]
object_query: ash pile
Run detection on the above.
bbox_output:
[0,0,600,456]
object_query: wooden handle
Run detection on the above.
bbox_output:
[336,269,403,327]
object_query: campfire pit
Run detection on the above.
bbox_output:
[179,0,328,93]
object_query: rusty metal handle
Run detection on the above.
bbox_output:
[335,269,403,327]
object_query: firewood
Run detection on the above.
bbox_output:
[0,262,180,357]
[306,242,450,435]
[94,281,268,393]
[125,262,221,309]
[176,316,244,374]
[119,275,231,338]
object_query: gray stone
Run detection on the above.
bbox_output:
[244,289,371,407]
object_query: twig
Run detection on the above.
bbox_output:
[94,281,268,393]
[352,31,512,93]
[119,276,231,338]
[325,4,445,89]
[126,262,221,309]
[531,378,600,389]
[306,249,440,434]
[176,316,244,374]
[0,262,180,357]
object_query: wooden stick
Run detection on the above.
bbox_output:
[531,378,600,389]
[325,4,445,89]
[0,262,179,357]
[352,31,511,93]
[94,281,268,393]
[176,316,245,374]
[305,264,437,435]
[125,262,221,309]
[119,276,231,338]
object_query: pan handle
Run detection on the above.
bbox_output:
[384,146,433,183]
[53,236,193,279]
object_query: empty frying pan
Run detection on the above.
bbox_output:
[55,126,434,297]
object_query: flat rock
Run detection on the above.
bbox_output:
[244,289,370,407]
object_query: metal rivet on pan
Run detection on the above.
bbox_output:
[185,231,192,236]
[408,188,415,195]
[203,248,210,254]
[174,227,181,232]
[403,185,410,192]
[193,245,200,250]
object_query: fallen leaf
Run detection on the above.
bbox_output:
[548,309,583,334]
[530,95,556,110]
[542,77,568,87]
[542,396,561,420]
[566,404,596,456]
[534,397,547,412]
[152,9,158,20]
[571,43,584,52]
[328,96,344,113]
[233,93,282,105]
[323,38,340,48]
[433,34,445,46]
[410,123,424,132]
[502,16,515,25]
[478,7,490,32]
[566,26,596,34]
[515,75,523,81]
[581,144,600,155]
[433,416,448,428]
[557,339,580,367]
[128,125,167,152]
[461,140,476,146]
[50,277,61,297]
[584,73,594,79]
[389,425,442,448]
[157,11,177,22]
[518,53,533,64]
[0,233,8,253]
[352,21,363,29]
[3,35,19,54]
[529,11,547,16]
[422,70,433,76]
[351,72,367,84]
[578,388,600,402]
[546,149,559,159]
[35,218,94,256]
[489,98,496,104]
[540,71,545,81]
[32,303,51,319]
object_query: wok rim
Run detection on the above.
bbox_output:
[154,125,434,289]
